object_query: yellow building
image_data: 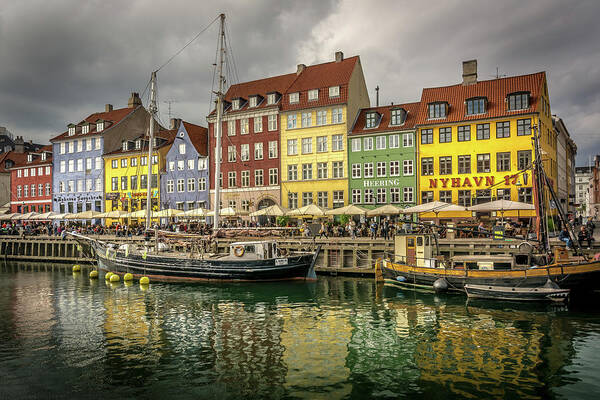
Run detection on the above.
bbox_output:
[416,60,557,220]
[280,52,369,209]
[103,132,174,224]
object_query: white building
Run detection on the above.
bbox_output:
[575,166,593,217]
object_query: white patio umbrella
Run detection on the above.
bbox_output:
[68,210,103,219]
[286,204,329,217]
[49,213,70,220]
[124,209,151,218]
[249,204,289,217]
[95,210,129,219]
[206,207,237,217]
[325,204,369,216]
[182,208,209,218]
[30,212,57,220]
[366,204,403,217]
[467,199,535,212]
[12,212,39,220]
[402,201,460,213]
[0,213,19,220]
[154,209,184,218]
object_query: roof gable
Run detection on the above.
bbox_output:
[350,102,421,135]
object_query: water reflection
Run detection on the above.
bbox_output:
[0,263,599,399]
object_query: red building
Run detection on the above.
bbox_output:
[10,146,53,213]
[207,73,296,213]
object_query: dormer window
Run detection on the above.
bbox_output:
[232,99,240,110]
[249,96,257,107]
[507,92,530,111]
[41,153,47,161]
[135,139,141,150]
[428,102,447,119]
[329,86,340,98]
[365,112,379,128]
[289,92,299,104]
[267,93,276,105]
[153,138,159,147]
[308,89,318,101]
[122,141,128,151]
[96,122,104,132]
[82,124,90,134]
[390,108,407,125]
[68,126,75,136]
[466,97,486,115]
[27,154,33,162]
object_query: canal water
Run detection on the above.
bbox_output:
[1,263,599,400]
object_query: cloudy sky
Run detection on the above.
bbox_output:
[1,0,599,164]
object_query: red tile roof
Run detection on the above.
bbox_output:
[282,56,359,111]
[0,152,26,173]
[350,102,421,136]
[104,129,176,156]
[182,121,208,156]
[0,149,52,171]
[51,106,138,142]
[415,72,545,125]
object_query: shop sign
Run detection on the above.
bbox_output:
[363,179,401,188]
[428,173,528,189]
[105,192,119,200]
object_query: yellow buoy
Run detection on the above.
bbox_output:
[110,274,120,282]
[72,264,81,272]
[139,276,150,285]
[123,273,133,281]
[104,272,113,280]
[89,270,99,279]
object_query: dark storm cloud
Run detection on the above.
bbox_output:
[0,0,598,164]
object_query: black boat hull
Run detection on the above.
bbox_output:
[464,284,570,302]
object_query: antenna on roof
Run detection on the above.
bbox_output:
[163,99,178,120]
[492,67,507,79]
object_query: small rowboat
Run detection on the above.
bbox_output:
[464,284,570,302]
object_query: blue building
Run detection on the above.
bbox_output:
[50,93,154,215]
[161,119,210,211]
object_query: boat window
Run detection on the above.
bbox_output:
[244,245,255,253]
[425,236,430,246]
[515,254,529,266]
[494,262,512,270]
[407,238,415,247]
[417,237,423,246]
[466,262,478,270]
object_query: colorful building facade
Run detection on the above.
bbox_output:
[161,119,210,211]
[103,131,175,224]
[280,52,370,209]
[207,73,296,213]
[9,147,53,213]
[50,93,156,215]
[348,102,419,209]
[415,60,557,220]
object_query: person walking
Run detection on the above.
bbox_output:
[319,222,328,239]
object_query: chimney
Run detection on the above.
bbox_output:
[170,118,181,130]
[105,104,113,112]
[128,92,142,108]
[375,85,379,107]
[296,64,306,75]
[335,51,344,63]
[462,59,477,85]
[14,136,24,153]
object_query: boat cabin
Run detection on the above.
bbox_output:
[229,241,278,260]
[394,234,436,268]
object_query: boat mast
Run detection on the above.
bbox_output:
[146,71,157,230]
[532,124,549,252]
[213,13,226,230]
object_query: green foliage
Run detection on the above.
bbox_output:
[547,216,555,232]
[276,216,290,227]
[339,214,351,225]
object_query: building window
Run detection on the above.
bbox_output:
[497,152,511,172]
[331,107,343,124]
[466,98,485,115]
[351,138,361,152]
[317,162,328,179]
[508,92,529,111]
[178,143,186,154]
[268,114,277,131]
[241,118,249,134]
[301,112,312,128]
[363,137,373,151]
[390,109,406,125]
[421,191,433,204]
[289,92,299,103]
[255,169,264,186]
[228,145,236,162]
[428,102,446,118]
[130,176,137,190]
[254,142,263,160]
[111,159,118,169]
[329,86,340,97]
[389,188,400,203]
[187,178,196,192]
[287,114,297,129]
[496,121,510,138]
[403,160,414,176]
[177,179,184,192]
[458,125,470,142]
[497,188,511,200]
[120,158,127,168]
[239,170,249,187]
[316,110,327,126]
[364,162,374,178]
[254,116,263,133]
[519,187,533,203]
[476,123,490,140]
[302,163,313,180]
[475,189,491,204]
[317,136,328,152]
[267,93,276,105]
[375,136,386,150]
[401,133,412,148]
[288,192,298,209]
[377,161,386,177]
[198,158,207,170]
[177,160,185,171]
[111,177,118,191]
[141,156,147,166]
[439,127,452,143]
[232,99,240,110]
[364,189,375,204]
[317,191,328,207]
[333,191,344,208]
[302,192,313,206]
[301,138,312,154]
[517,118,531,136]
[389,160,400,176]
[269,168,278,185]
[288,165,298,181]
[366,112,378,128]
[140,175,148,189]
[403,187,414,203]
[352,163,361,178]
[458,190,471,207]
[119,176,126,190]
[167,180,174,193]
[264,141,277,159]
[228,172,236,187]
[187,159,195,170]
[421,129,433,144]
[249,96,257,108]
[332,161,343,178]
[332,135,343,151]
[198,178,206,191]
[95,178,102,192]
[421,158,434,176]
[439,190,452,203]
[477,153,491,173]
[45,183,51,196]
[439,156,452,175]
[352,189,361,204]
[96,157,102,170]
[308,89,318,101]
[227,120,236,136]
[518,150,532,170]
[458,155,471,174]
[287,139,298,155]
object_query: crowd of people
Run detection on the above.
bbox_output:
[559,217,596,249]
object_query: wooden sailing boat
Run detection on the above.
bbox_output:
[378,124,600,296]
[71,14,321,282]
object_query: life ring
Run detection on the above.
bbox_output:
[234,245,245,257]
